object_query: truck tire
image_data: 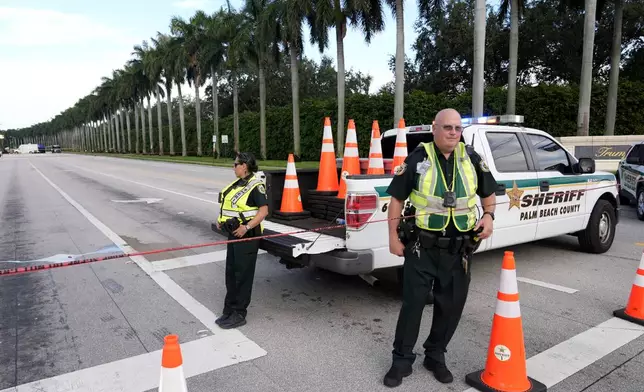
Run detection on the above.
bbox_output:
[637,187,644,221]
[578,199,616,254]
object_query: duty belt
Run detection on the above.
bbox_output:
[417,229,476,254]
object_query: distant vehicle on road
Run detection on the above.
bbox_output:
[37,144,46,153]
[617,141,644,220]
[18,144,39,154]
[51,144,62,153]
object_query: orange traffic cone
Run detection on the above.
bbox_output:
[465,251,547,392]
[337,119,361,199]
[367,120,384,175]
[274,153,311,220]
[158,335,188,392]
[614,251,644,326]
[315,117,339,194]
[391,119,408,175]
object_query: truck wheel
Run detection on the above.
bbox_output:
[578,199,616,254]
[637,188,644,221]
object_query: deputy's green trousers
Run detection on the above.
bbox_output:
[391,240,471,366]
[223,236,260,318]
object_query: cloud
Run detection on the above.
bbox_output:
[173,0,210,9]
[0,7,132,47]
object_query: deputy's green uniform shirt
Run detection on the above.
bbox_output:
[387,143,497,236]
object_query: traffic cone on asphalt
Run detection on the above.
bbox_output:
[158,335,188,392]
[367,120,384,175]
[337,119,361,199]
[274,154,311,220]
[391,119,408,175]
[614,251,644,326]
[315,117,339,194]
[465,251,547,392]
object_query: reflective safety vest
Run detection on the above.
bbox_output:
[217,174,264,232]
[409,142,478,232]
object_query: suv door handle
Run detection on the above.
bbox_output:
[540,180,550,192]
[495,183,506,196]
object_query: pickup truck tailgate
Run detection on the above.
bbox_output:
[262,220,345,258]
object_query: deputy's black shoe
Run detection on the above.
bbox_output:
[215,312,231,326]
[383,364,412,388]
[423,357,453,384]
[218,312,247,329]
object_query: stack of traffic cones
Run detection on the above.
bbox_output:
[391,119,408,175]
[367,120,384,175]
[337,119,361,199]
[158,335,188,392]
[614,251,644,326]
[314,117,340,195]
[273,153,311,220]
[465,251,546,392]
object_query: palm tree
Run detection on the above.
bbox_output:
[309,0,386,157]
[498,0,525,115]
[472,0,487,117]
[274,0,313,159]
[605,0,624,135]
[385,0,405,126]
[153,33,179,155]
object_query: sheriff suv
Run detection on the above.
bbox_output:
[617,141,644,220]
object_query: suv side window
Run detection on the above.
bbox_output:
[527,134,573,174]
[485,132,530,172]
[626,145,640,160]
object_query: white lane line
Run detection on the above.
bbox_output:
[0,334,264,392]
[517,277,579,294]
[28,162,267,368]
[461,316,644,392]
[153,249,267,272]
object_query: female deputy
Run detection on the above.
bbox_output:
[215,152,268,329]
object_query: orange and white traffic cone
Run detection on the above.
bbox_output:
[315,117,339,194]
[158,335,188,392]
[337,119,361,199]
[391,118,408,175]
[465,251,546,392]
[274,153,311,220]
[367,120,384,175]
[614,251,644,326]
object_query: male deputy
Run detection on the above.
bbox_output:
[383,109,498,387]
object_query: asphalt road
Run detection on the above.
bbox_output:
[1,152,643,392]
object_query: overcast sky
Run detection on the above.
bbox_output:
[0,0,426,130]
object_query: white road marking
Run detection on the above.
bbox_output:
[28,162,267,381]
[517,277,579,294]
[461,316,644,392]
[152,249,267,272]
[111,197,163,204]
[0,334,264,392]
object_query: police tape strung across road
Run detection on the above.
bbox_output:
[0,182,627,277]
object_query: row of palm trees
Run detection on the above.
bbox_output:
[11,0,627,159]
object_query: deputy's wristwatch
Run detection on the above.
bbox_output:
[245,225,251,231]
[483,211,495,220]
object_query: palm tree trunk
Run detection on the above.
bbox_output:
[166,84,175,155]
[335,20,346,158]
[289,45,301,158]
[140,99,147,154]
[233,72,240,154]
[107,114,113,151]
[177,83,187,156]
[156,86,164,155]
[134,103,140,154]
[147,95,154,154]
[211,66,220,159]
[125,107,132,153]
[507,0,519,115]
[259,63,267,160]
[577,0,598,136]
[195,74,202,156]
[394,0,405,126]
[118,109,125,152]
[472,0,487,117]
[605,0,623,136]
[103,119,108,152]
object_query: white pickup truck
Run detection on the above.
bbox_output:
[215,115,620,279]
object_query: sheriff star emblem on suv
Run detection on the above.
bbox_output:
[506,181,524,210]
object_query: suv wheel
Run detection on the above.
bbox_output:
[578,199,616,254]
[637,188,644,221]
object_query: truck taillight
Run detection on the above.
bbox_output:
[345,193,378,230]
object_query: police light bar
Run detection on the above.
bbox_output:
[461,114,524,125]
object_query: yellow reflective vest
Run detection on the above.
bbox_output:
[217,174,264,232]
[409,142,478,232]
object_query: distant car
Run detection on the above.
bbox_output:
[51,145,62,153]
[617,141,644,220]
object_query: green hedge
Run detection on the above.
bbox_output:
[123,81,644,161]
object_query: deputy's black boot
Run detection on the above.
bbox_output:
[218,311,247,329]
[383,364,413,388]
[423,357,453,383]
